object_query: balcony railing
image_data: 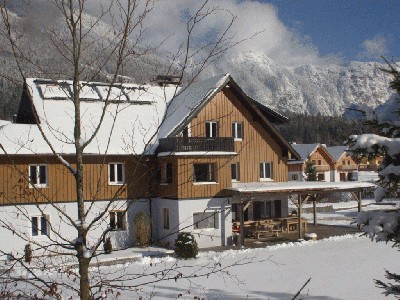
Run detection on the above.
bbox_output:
[158,137,235,153]
[338,164,358,171]
[314,165,331,172]
[358,164,379,171]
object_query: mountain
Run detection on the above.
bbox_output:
[0,3,396,120]
[212,52,395,116]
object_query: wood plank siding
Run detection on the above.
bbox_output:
[0,155,152,205]
[156,88,289,199]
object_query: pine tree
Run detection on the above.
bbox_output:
[304,158,317,181]
[348,59,400,296]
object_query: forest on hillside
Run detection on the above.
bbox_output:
[276,112,375,146]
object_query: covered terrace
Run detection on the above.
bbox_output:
[226,181,376,246]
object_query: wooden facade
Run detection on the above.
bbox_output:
[1,80,293,204]
[0,155,153,205]
[156,88,289,199]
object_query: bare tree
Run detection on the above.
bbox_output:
[0,0,260,298]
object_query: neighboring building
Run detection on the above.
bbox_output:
[288,143,335,182]
[325,146,358,182]
[0,74,299,254]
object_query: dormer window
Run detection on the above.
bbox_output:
[205,121,218,137]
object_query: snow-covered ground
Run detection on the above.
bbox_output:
[103,234,397,299]
[3,200,399,299]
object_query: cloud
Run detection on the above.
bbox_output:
[87,0,330,68]
[140,0,330,67]
[358,35,388,59]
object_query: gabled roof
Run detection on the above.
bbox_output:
[289,143,335,164]
[158,74,229,139]
[325,146,348,162]
[158,73,299,159]
[290,143,319,162]
[0,75,298,158]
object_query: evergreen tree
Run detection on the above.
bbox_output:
[348,59,400,296]
[304,158,317,181]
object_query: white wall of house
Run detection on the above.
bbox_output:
[331,170,359,182]
[0,199,149,260]
[358,171,379,182]
[152,197,232,249]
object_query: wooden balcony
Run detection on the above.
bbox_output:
[338,164,358,171]
[358,164,379,171]
[158,137,235,153]
[314,165,331,172]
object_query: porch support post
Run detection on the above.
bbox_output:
[298,194,302,239]
[313,197,317,226]
[358,190,362,212]
[239,202,245,247]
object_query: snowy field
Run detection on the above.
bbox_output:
[105,234,397,299]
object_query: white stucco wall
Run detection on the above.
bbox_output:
[0,199,149,260]
[152,197,232,249]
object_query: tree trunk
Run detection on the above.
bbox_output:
[79,255,91,300]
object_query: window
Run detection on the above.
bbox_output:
[193,163,216,183]
[291,174,298,180]
[260,162,273,180]
[29,165,48,188]
[109,211,126,230]
[317,160,322,165]
[317,173,325,181]
[231,163,240,181]
[163,208,170,229]
[232,122,243,140]
[31,215,49,237]
[161,163,173,184]
[109,163,124,184]
[342,160,346,165]
[193,212,219,229]
[205,121,218,137]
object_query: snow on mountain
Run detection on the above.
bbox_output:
[213,52,395,116]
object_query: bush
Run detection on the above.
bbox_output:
[291,209,297,216]
[174,232,198,259]
[24,244,32,263]
[133,212,151,246]
[103,237,113,254]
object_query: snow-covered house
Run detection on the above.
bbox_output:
[288,143,335,182]
[0,74,299,254]
[325,146,358,182]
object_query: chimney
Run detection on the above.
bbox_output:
[156,75,181,87]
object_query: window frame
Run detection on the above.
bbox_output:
[291,174,299,180]
[31,215,50,238]
[231,122,243,141]
[193,163,217,184]
[259,161,273,181]
[160,163,173,184]
[163,208,170,229]
[205,121,218,138]
[108,162,125,185]
[29,164,48,188]
[109,210,127,231]
[193,211,219,230]
[231,162,240,182]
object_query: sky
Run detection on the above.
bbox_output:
[266,0,400,63]
[126,0,400,68]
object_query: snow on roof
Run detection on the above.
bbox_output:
[0,78,178,155]
[289,143,319,162]
[0,120,11,127]
[325,145,348,161]
[158,74,230,139]
[227,181,376,194]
